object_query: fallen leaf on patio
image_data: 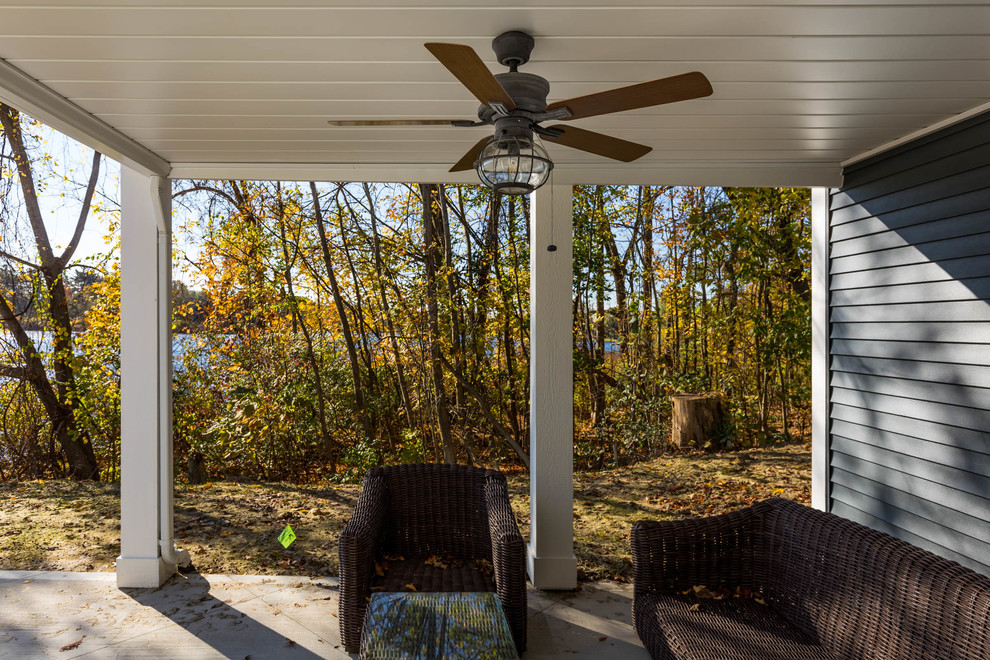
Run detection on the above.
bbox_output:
[688,604,700,612]
[404,583,418,592]
[59,638,83,651]
[754,595,767,606]
[285,638,296,647]
[598,636,607,641]
[692,585,715,599]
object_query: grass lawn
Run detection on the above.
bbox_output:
[0,442,809,582]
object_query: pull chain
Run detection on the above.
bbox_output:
[547,166,558,252]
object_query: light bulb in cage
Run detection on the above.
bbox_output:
[475,134,553,195]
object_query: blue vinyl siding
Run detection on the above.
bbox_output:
[830,111,990,576]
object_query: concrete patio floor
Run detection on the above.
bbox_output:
[0,570,649,659]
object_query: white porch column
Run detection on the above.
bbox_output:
[117,165,175,588]
[528,184,577,590]
[811,187,830,512]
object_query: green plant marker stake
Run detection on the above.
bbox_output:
[278,524,296,549]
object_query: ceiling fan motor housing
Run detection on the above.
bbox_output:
[494,72,550,112]
[475,71,549,121]
[492,30,535,67]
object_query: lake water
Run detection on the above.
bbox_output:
[3,331,209,373]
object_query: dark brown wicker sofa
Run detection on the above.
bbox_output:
[632,497,990,660]
[338,463,527,654]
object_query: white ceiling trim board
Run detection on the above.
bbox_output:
[0,57,170,176]
[167,161,842,188]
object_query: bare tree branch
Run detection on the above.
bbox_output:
[0,105,58,271]
[436,350,530,470]
[57,148,101,269]
[0,364,32,381]
[173,183,239,208]
[0,248,41,270]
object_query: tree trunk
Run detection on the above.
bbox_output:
[275,191,332,463]
[334,197,377,395]
[308,182,375,444]
[641,187,655,366]
[0,104,99,480]
[420,184,455,464]
[364,183,416,430]
[438,188,466,417]
[593,247,607,428]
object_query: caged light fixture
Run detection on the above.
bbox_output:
[474,123,554,195]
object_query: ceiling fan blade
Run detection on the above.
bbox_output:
[425,43,516,111]
[541,125,652,162]
[449,137,492,173]
[546,71,712,121]
[327,119,469,126]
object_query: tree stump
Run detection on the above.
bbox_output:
[187,451,207,484]
[671,394,725,450]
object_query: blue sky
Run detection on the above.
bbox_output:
[0,120,110,268]
[4,117,204,285]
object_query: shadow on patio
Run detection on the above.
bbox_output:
[0,570,648,659]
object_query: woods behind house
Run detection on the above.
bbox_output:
[0,112,810,482]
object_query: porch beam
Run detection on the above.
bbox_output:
[0,58,169,177]
[117,166,174,588]
[811,187,830,512]
[527,184,578,590]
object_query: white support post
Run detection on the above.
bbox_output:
[811,187,830,512]
[528,184,577,590]
[117,164,175,588]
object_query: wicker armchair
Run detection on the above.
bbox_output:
[632,498,990,660]
[339,463,527,654]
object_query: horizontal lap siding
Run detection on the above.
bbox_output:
[830,111,990,575]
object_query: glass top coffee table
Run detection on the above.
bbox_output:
[359,591,519,660]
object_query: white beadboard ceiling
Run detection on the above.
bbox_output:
[1,1,989,186]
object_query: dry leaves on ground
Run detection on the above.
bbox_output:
[0,442,809,583]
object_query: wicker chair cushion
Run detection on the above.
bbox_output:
[373,556,496,593]
[636,593,837,660]
[633,499,990,660]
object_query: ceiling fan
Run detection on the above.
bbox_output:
[328,31,713,195]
